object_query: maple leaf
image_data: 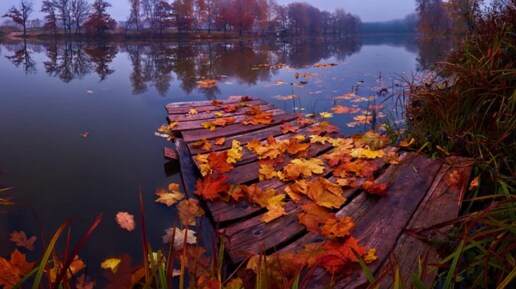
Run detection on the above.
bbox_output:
[317,237,367,274]
[207,151,234,174]
[242,112,274,125]
[298,202,333,233]
[244,184,277,208]
[280,158,325,180]
[469,176,479,191]
[177,198,204,226]
[310,135,332,144]
[223,105,238,113]
[334,159,378,178]
[227,140,243,164]
[331,105,360,114]
[155,183,185,206]
[320,216,355,239]
[201,122,216,131]
[364,248,377,264]
[307,178,346,209]
[162,228,197,249]
[309,121,339,135]
[284,179,309,202]
[212,116,236,127]
[194,174,229,200]
[261,205,286,223]
[247,136,286,160]
[280,122,300,134]
[223,278,244,289]
[350,147,384,159]
[188,108,198,115]
[214,111,224,117]
[445,169,463,192]
[285,138,310,156]
[354,114,372,124]
[352,130,390,150]
[259,163,278,181]
[191,139,212,151]
[195,154,210,176]
[212,100,223,106]
[198,79,217,89]
[0,249,35,289]
[115,212,135,231]
[9,231,36,251]
[101,258,121,273]
[214,137,226,146]
[49,256,86,282]
[297,117,316,126]
[225,184,245,202]
[362,179,389,195]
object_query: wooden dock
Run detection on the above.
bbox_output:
[164,96,474,288]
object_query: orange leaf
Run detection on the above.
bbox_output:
[298,202,333,234]
[469,176,479,191]
[198,79,217,89]
[212,116,235,127]
[9,231,36,251]
[244,184,277,208]
[225,184,245,202]
[308,121,339,135]
[445,169,463,192]
[285,138,310,156]
[212,100,223,106]
[281,158,325,180]
[320,216,355,239]
[0,249,35,289]
[362,179,389,195]
[307,178,346,209]
[331,105,360,114]
[177,199,204,226]
[297,117,316,126]
[223,105,238,113]
[207,151,234,174]
[317,237,366,274]
[194,175,229,201]
[280,122,300,134]
[259,163,278,181]
[334,159,378,178]
[191,139,212,151]
[261,205,286,223]
[214,137,226,146]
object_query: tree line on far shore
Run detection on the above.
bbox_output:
[2,0,362,37]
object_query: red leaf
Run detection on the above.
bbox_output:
[194,174,229,201]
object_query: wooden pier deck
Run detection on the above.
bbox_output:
[164,96,474,288]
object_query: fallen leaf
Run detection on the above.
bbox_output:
[364,248,377,264]
[0,249,34,289]
[259,163,278,181]
[298,202,333,233]
[319,112,333,119]
[223,105,238,113]
[212,100,223,106]
[309,121,339,135]
[469,176,479,191]
[191,139,212,151]
[207,151,234,174]
[214,137,226,146]
[198,79,217,89]
[162,228,197,250]
[188,108,198,115]
[331,105,360,114]
[445,169,463,192]
[80,132,89,138]
[281,158,325,180]
[177,198,204,226]
[350,147,384,159]
[227,140,243,164]
[101,258,121,273]
[362,180,389,195]
[9,231,36,251]
[307,178,346,209]
[194,174,229,200]
[115,212,135,231]
[280,122,300,134]
[76,274,95,289]
[320,216,355,239]
[317,237,366,274]
[155,183,185,206]
[261,205,286,223]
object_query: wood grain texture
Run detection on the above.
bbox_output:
[168,104,276,122]
[167,98,266,114]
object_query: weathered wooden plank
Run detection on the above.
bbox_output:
[378,156,474,289]
[171,108,286,131]
[305,155,443,289]
[182,114,297,142]
[164,147,178,160]
[167,99,266,114]
[168,104,276,123]
[166,95,252,109]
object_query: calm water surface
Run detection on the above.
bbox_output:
[0,35,451,274]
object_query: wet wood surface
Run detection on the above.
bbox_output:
[164,97,474,288]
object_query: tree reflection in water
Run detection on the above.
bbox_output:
[3,36,453,98]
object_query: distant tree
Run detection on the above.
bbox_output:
[41,0,58,34]
[444,0,482,33]
[173,0,194,32]
[416,0,451,35]
[193,0,207,31]
[53,0,73,35]
[228,0,256,35]
[126,0,140,30]
[154,0,174,34]
[83,0,117,35]
[3,0,33,37]
[70,0,90,34]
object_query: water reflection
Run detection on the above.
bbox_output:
[2,35,453,98]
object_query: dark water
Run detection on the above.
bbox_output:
[0,35,452,274]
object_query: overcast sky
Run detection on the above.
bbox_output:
[1,0,416,23]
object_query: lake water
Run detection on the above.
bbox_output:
[0,35,451,276]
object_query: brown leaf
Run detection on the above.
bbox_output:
[9,231,36,251]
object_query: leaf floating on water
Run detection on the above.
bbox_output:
[0,249,35,287]
[101,258,121,273]
[155,183,185,206]
[115,212,135,231]
[331,105,360,114]
[9,231,36,251]
[177,199,204,226]
[319,112,333,119]
[80,132,89,138]
[76,274,95,289]
[197,79,217,89]
[86,90,94,94]
[162,228,197,250]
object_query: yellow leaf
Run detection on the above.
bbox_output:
[319,112,333,118]
[101,258,121,273]
[214,111,224,117]
[350,147,384,159]
[261,205,286,223]
[281,158,325,180]
[155,183,185,206]
[309,135,331,144]
[201,122,216,131]
[363,248,377,264]
[307,178,346,209]
[188,108,198,115]
[227,140,243,164]
[194,154,210,176]
[259,163,277,181]
[191,139,212,151]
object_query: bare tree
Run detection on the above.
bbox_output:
[41,0,58,34]
[71,0,90,34]
[126,0,141,30]
[3,0,33,37]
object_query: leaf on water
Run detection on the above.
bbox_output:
[177,199,204,226]
[101,258,121,273]
[155,183,185,206]
[162,228,197,250]
[331,105,361,114]
[309,121,339,135]
[198,79,217,89]
[115,212,136,231]
[80,132,90,138]
[319,112,333,119]
[314,63,337,68]
[9,231,36,251]
[0,249,35,288]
